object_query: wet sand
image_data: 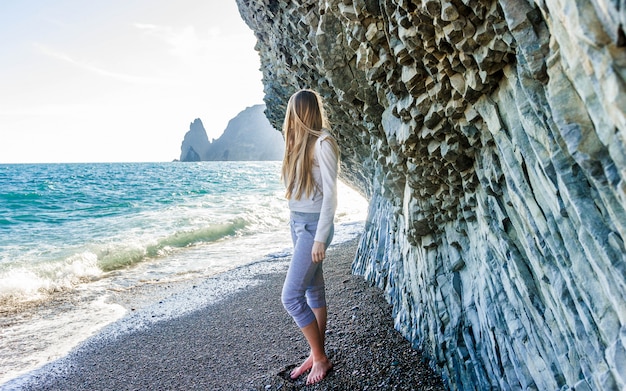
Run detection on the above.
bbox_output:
[4,238,446,391]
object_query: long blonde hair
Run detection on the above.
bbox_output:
[281,89,338,200]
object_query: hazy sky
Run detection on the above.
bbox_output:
[0,1,265,163]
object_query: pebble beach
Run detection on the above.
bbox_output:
[4,238,446,391]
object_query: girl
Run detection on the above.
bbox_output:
[280,89,339,385]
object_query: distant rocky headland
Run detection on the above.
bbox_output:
[178,104,284,162]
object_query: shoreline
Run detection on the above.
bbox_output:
[3,238,445,390]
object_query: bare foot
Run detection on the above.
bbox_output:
[306,357,332,385]
[290,355,313,379]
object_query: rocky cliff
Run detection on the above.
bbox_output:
[180,118,211,162]
[179,105,284,162]
[236,0,626,390]
[204,104,284,161]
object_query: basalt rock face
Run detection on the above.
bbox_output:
[236,1,626,389]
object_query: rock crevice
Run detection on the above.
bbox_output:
[236,0,626,389]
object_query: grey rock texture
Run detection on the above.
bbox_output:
[179,105,284,162]
[236,0,626,390]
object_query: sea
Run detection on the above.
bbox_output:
[0,161,368,386]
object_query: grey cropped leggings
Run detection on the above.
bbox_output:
[281,211,334,328]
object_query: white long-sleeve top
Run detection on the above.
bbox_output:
[288,131,339,243]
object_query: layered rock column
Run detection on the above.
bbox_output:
[236,0,626,389]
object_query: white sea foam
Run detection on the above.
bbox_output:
[0,292,126,386]
[0,252,102,305]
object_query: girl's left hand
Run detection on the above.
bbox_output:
[312,241,326,263]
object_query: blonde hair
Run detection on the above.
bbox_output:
[281,89,339,200]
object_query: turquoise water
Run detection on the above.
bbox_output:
[0,162,290,302]
[0,161,367,385]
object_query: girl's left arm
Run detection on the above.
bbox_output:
[314,137,339,244]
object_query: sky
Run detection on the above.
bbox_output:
[0,0,265,163]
